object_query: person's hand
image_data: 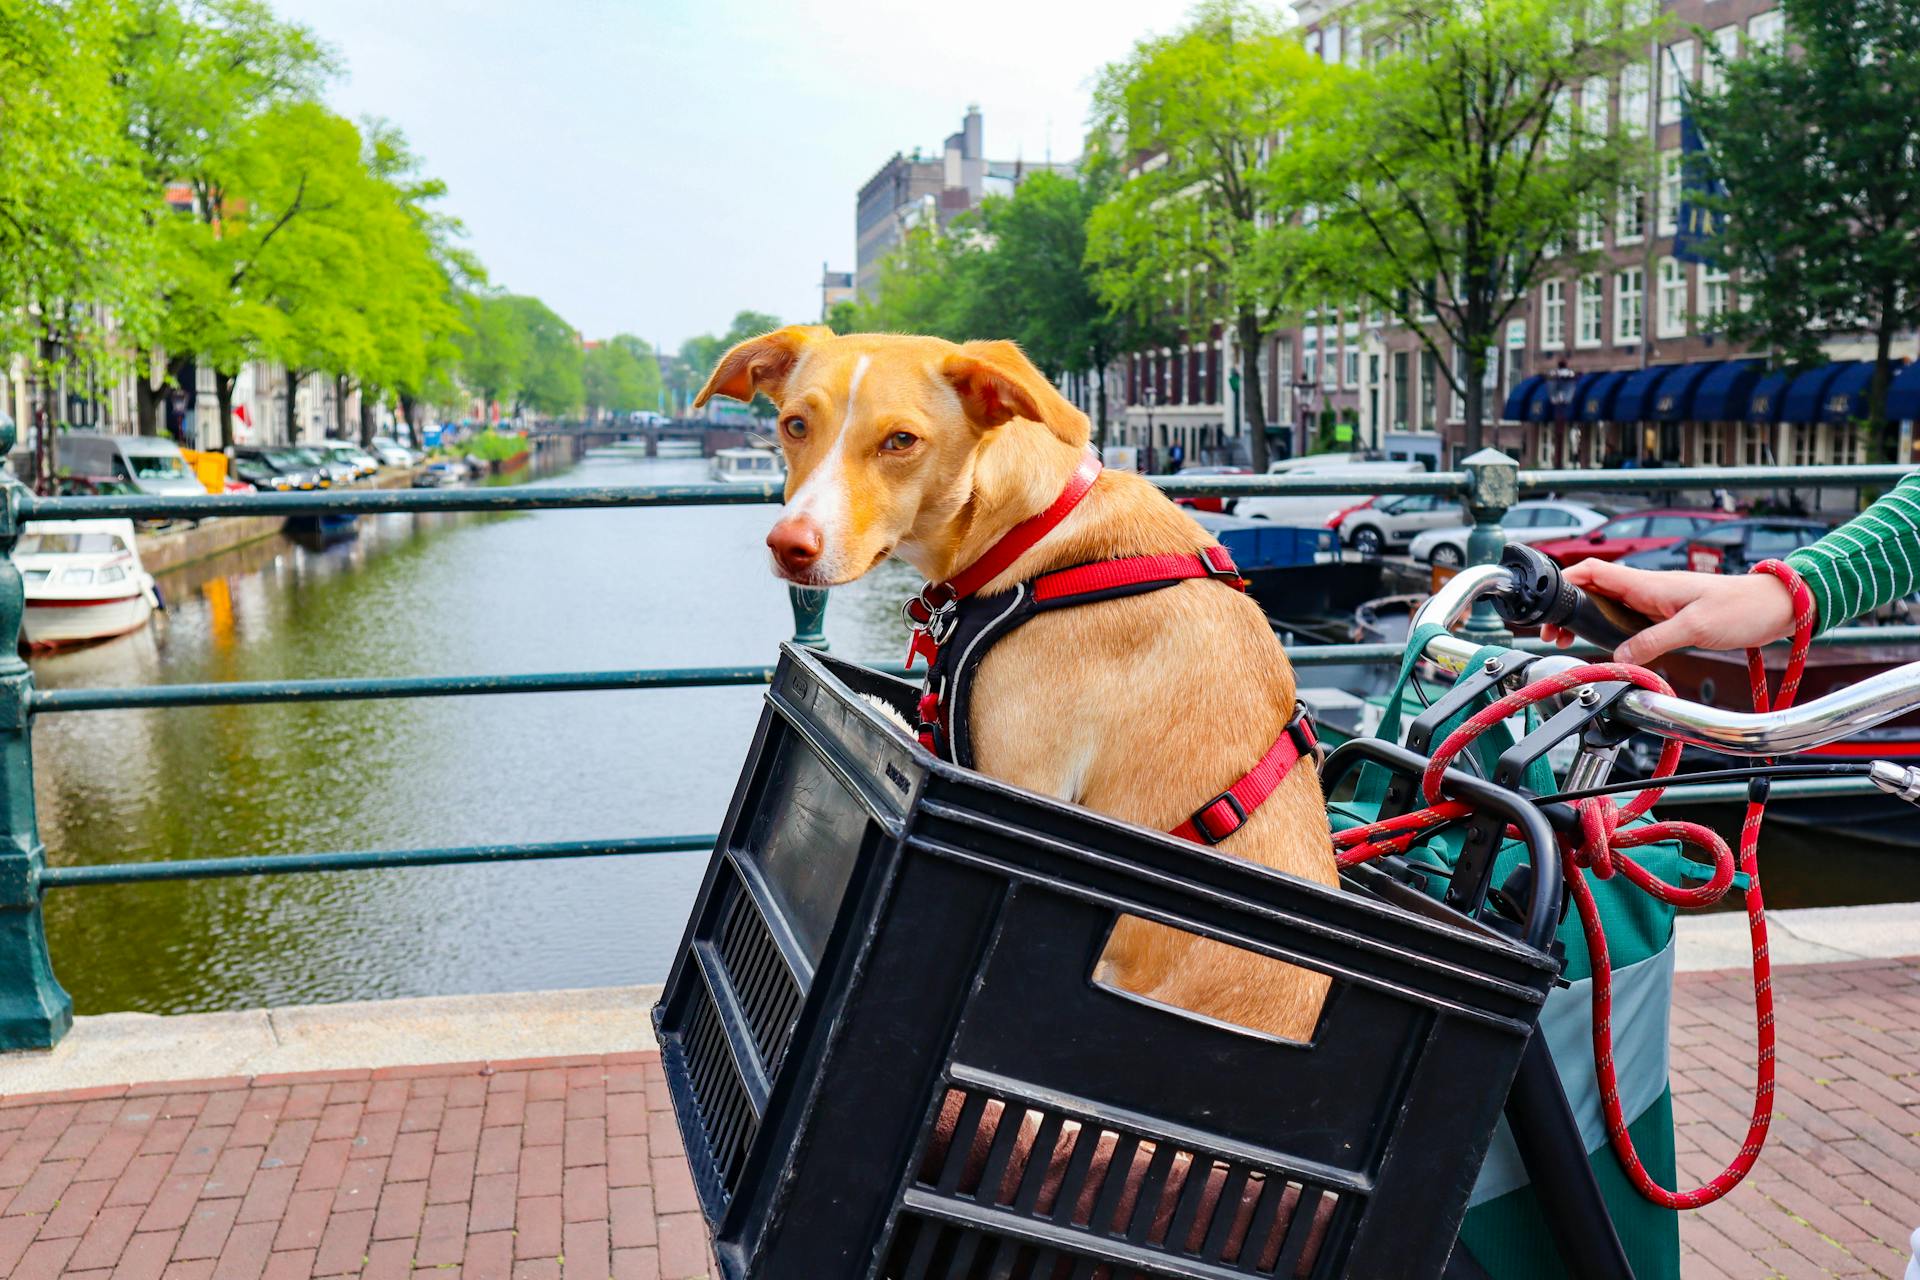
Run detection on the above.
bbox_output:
[1538,558,1801,665]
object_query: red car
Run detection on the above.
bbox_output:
[1533,508,1739,567]
[1171,465,1251,514]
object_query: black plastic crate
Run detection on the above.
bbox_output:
[654,645,1557,1280]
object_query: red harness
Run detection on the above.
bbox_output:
[903,451,1316,847]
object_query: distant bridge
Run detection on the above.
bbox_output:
[527,419,760,459]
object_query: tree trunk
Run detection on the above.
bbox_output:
[135,349,164,436]
[1236,312,1268,473]
[214,370,238,451]
[1869,313,1897,463]
[1462,365,1485,457]
[1094,361,1109,453]
[359,388,377,448]
[285,368,305,446]
[334,374,353,439]
[399,393,423,450]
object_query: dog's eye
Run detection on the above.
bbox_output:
[881,431,918,453]
[782,417,807,440]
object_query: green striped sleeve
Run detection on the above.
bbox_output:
[1786,473,1920,632]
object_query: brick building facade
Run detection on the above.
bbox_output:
[1098,0,1919,476]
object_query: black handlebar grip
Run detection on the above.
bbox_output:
[1492,543,1656,653]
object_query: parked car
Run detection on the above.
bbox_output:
[370,436,416,468]
[55,432,203,498]
[1235,460,1427,527]
[1533,509,1740,567]
[1620,518,1829,574]
[233,447,328,491]
[309,439,380,479]
[1338,492,1464,557]
[1171,465,1251,514]
[1408,500,1611,567]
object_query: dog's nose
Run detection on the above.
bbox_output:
[767,516,824,576]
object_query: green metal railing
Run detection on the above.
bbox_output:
[0,430,1911,1050]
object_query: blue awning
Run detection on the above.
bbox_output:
[1526,379,1553,421]
[1612,365,1677,422]
[1822,360,1902,422]
[1780,362,1853,424]
[1502,374,1543,422]
[1749,370,1791,422]
[1890,361,1920,421]
[1579,370,1631,422]
[1691,359,1763,422]
[1650,362,1718,422]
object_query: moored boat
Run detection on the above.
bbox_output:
[709,446,784,484]
[17,519,159,649]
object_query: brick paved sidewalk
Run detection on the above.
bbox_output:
[0,957,1913,1280]
[1675,958,1920,1279]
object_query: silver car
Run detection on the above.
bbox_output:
[1337,492,1463,556]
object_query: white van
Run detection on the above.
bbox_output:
[56,432,204,497]
[1233,460,1428,527]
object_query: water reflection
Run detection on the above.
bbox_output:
[32,453,914,1015]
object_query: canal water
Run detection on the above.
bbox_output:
[31,450,919,1016]
[29,450,1920,1016]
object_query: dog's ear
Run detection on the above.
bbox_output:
[695,325,830,407]
[941,340,1089,446]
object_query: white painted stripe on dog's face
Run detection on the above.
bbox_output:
[781,354,868,568]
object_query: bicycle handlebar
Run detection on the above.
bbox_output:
[1412,564,1920,756]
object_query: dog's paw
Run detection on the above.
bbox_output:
[859,692,915,736]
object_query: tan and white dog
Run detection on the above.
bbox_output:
[697,327,1335,1041]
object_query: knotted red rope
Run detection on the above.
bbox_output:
[1334,560,1815,1210]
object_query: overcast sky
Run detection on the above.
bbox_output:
[270,0,1203,353]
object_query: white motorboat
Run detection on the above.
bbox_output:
[710,447,785,484]
[17,519,159,649]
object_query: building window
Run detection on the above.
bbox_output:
[1305,28,1322,58]
[1419,352,1437,429]
[1542,280,1566,349]
[1617,180,1646,243]
[1577,274,1604,348]
[1790,423,1820,468]
[1656,258,1688,338]
[1548,91,1572,157]
[1619,63,1650,137]
[1749,10,1784,53]
[1660,42,1694,125]
[1656,150,1684,236]
[1835,423,1863,465]
[1701,261,1731,321]
[1740,421,1773,466]
[1703,26,1740,95]
[1577,201,1606,250]
[1580,75,1610,140]
[1392,350,1409,427]
[1325,23,1342,65]
[1697,423,1726,467]
[1614,269,1643,343]
[1345,348,1361,388]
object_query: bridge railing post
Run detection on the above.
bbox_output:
[0,422,72,1050]
[1461,447,1518,645]
[788,586,829,650]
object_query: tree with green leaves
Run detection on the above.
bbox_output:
[505,296,582,419]
[584,335,662,420]
[157,99,371,447]
[1692,0,1920,460]
[0,0,152,432]
[972,171,1137,447]
[1087,0,1322,471]
[1279,0,1661,454]
[456,292,526,415]
[117,0,338,436]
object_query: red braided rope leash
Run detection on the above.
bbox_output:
[1334,559,1816,1209]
